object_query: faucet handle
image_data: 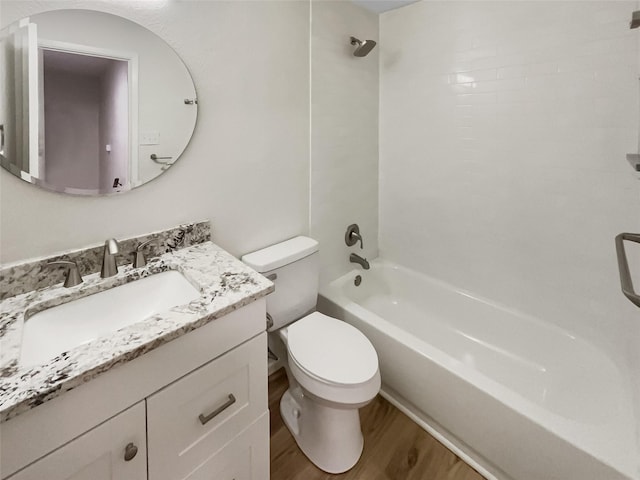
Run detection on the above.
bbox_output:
[47,260,83,288]
[345,224,364,249]
[132,239,154,268]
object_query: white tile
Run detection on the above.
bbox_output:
[497,65,527,79]
[526,61,559,76]
[449,68,498,84]
[455,92,497,105]
[380,0,640,384]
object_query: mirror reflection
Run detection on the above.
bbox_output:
[0,10,198,195]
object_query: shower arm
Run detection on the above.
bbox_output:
[615,232,640,308]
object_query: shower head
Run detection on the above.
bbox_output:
[350,36,377,57]
[631,10,640,29]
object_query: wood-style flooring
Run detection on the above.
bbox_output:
[269,368,485,480]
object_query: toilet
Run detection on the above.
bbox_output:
[242,236,380,474]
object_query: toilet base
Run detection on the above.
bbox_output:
[280,386,364,474]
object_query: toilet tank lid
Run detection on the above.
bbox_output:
[241,236,319,273]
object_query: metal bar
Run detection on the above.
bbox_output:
[615,232,640,308]
[150,154,172,161]
[198,394,236,425]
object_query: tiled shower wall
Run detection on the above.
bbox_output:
[379,0,640,398]
[310,1,379,285]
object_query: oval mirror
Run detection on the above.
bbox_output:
[0,10,197,195]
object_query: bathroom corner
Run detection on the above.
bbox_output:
[309,0,379,286]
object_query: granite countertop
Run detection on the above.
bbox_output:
[0,241,273,423]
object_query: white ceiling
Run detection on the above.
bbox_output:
[351,0,421,14]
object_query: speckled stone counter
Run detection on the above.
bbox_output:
[0,242,273,423]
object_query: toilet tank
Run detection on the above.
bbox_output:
[242,236,319,332]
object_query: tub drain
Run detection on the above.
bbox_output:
[354,275,362,286]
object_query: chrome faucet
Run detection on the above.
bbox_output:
[101,238,119,278]
[350,253,370,270]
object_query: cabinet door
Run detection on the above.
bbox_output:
[8,402,146,480]
[147,333,268,480]
[182,412,269,480]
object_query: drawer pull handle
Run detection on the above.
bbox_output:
[124,442,138,461]
[198,394,236,425]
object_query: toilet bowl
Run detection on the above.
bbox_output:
[241,236,380,473]
[278,312,380,473]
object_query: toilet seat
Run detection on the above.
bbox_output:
[287,312,378,385]
[285,312,380,405]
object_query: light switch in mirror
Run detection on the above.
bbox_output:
[0,9,198,195]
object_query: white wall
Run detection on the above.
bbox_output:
[310,0,379,285]
[379,0,640,391]
[0,0,310,263]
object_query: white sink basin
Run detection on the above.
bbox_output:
[19,270,201,368]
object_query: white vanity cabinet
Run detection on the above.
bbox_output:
[1,300,269,480]
[146,334,268,480]
[8,402,147,480]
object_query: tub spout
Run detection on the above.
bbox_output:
[350,253,370,270]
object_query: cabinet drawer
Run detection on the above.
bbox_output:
[147,333,267,480]
[8,402,146,480]
[180,412,269,480]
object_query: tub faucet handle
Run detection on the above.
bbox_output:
[345,224,363,249]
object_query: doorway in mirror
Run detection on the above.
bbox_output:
[41,47,134,193]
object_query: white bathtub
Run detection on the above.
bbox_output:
[319,260,638,480]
